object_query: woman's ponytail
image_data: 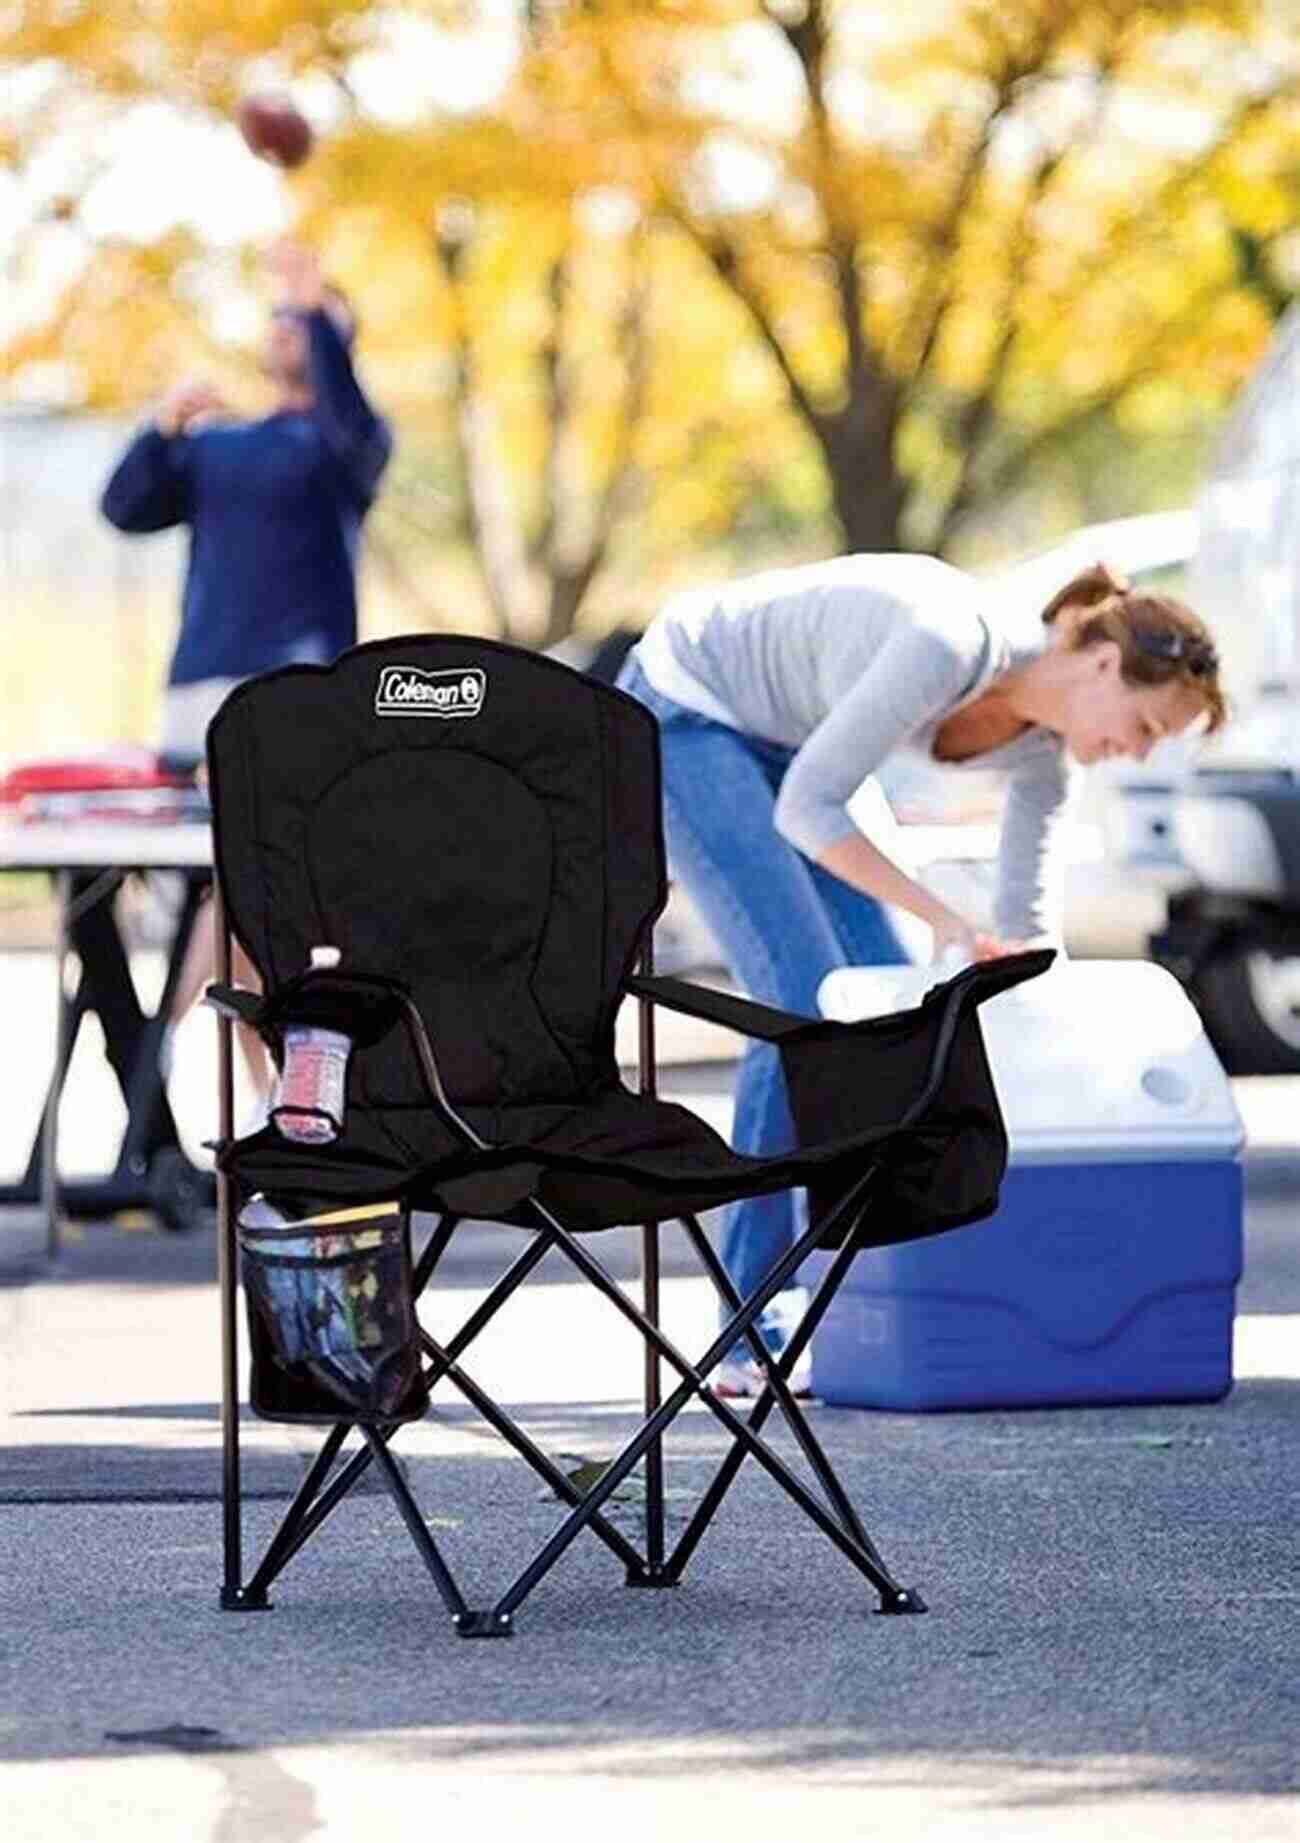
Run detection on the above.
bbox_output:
[1040,562,1131,626]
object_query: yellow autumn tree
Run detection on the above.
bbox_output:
[483,0,1300,551]
[1,3,822,644]
[3,0,1298,642]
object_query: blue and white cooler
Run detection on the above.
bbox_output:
[807,959,1245,1411]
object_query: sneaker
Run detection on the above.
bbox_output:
[713,1355,816,1401]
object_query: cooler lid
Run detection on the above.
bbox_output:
[818,959,1244,1163]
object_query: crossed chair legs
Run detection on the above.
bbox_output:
[220,1168,925,1636]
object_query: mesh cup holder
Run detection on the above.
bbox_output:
[239,1200,423,1420]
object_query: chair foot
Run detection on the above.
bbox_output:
[454,1610,514,1639]
[875,1585,927,1616]
[219,1586,273,1612]
[625,1565,680,1590]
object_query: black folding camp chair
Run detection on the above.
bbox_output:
[205,635,1051,1637]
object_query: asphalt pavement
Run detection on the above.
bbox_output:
[1,956,1299,1841]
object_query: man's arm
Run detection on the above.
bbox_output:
[305,309,393,508]
[100,427,192,532]
[269,240,393,506]
[100,379,220,531]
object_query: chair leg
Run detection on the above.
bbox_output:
[362,1429,473,1628]
[241,1215,650,1601]
[409,1219,650,1573]
[480,1179,920,1627]
[638,1222,668,1582]
[665,1217,918,1610]
[411,1209,463,1292]
[213,899,264,1612]
[242,1424,351,1606]
[241,1215,541,1595]
[416,1326,647,1576]
[237,1212,463,1604]
[671,1216,881,1548]
[218,1169,257,1609]
[634,956,668,1581]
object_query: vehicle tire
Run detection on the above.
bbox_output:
[1187,946,1300,1075]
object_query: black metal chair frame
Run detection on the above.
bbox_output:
[213,903,992,1639]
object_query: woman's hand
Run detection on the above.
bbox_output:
[929,912,980,965]
[930,912,1029,966]
[814,834,1045,967]
[972,933,1033,960]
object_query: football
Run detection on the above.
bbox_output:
[237,93,313,170]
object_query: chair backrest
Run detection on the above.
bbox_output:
[207,637,667,1108]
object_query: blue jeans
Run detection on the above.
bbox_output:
[617,656,908,1354]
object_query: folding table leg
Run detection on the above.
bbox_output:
[41,869,73,1259]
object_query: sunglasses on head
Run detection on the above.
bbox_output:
[1130,625,1217,680]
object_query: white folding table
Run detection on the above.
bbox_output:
[1,817,215,1255]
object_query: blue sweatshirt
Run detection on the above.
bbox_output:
[100,311,393,686]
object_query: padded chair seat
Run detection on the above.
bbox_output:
[224,1081,808,1226]
[224,1063,984,1239]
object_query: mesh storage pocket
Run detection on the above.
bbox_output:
[239,1201,424,1420]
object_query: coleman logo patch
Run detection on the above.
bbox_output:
[375,665,486,719]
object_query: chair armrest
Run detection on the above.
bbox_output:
[204,967,408,1076]
[265,976,483,1153]
[203,982,266,1028]
[244,969,408,1049]
[625,974,809,1043]
[207,966,485,1154]
[204,972,402,1046]
[630,949,1054,1047]
[630,950,1055,1129]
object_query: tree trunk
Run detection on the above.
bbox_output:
[820,413,908,554]
[541,569,591,652]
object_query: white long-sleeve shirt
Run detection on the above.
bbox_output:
[634,553,1073,941]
